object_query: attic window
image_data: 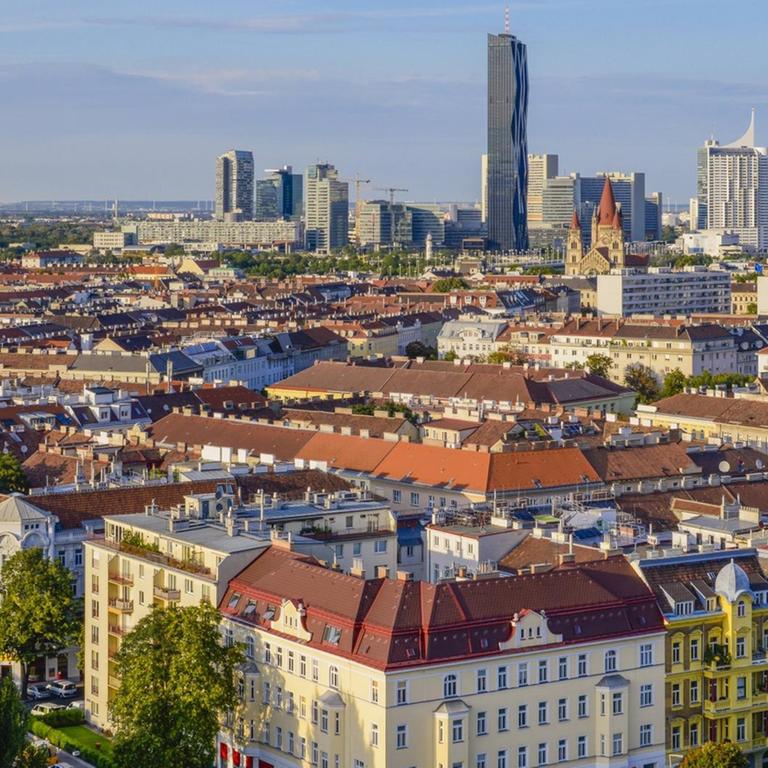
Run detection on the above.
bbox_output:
[227,593,241,610]
[480,638,489,649]
[675,601,694,616]
[243,601,257,616]
[323,625,342,646]
[263,605,276,621]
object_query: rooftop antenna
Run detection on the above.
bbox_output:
[504,4,510,34]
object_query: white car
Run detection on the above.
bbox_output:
[47,680,77,698]
[26,683,49,700]
[31,702,64,717]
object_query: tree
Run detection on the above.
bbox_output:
[443,350,459,362]
[747,301,758,314]
[404,341,437,360]
[111,603,243,768]
[15,745,51,768]
[624,363,661,404]
[679,741,748,768]
[0,453,28,495]
[661,368,687,399]
[0,549,79,699]
[584,353,613,378]
[486,346,530,365]
[0,676,27,768]
[431,277,467,292]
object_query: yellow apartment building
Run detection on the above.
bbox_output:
[217,547,666,768]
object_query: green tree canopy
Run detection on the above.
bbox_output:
[430,277,467,292]
[0,548,79,698]
[661,368,687,399]
[443,350,459,362]
[624,363,661,404]
[0,676,27,768]
[679,741,748,768]
[584,353,613,378]
[111,603,242,768]
[404,341,437,360]
[0,453,29,495]
[486,346,530,365]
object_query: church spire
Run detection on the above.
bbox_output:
[598,176,617,226]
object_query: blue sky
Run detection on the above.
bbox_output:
[1,0,766,204]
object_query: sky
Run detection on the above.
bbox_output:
[1,0,767,205]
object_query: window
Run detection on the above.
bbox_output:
[352,542,361,557]
[537,743,547,767]
[245,635,255,660]
[577,736,586,759]
[498,750,508,768]
[538,701,548,725]
[612,733,623,756]
[477,755,487,768]
[558,657,568,680]
[264,642,271,664]
[374,540,387,554]
[690,680,699,704]
[370,723,379,747]
[329,666,339,689]
[604,650,617,672]
[393,490,401,503]
[263,682,271,705]
[312,659,319,682]
[640,643,653,667]
[518,662,528,687]
[538,660,548,683]
[396,724,407,749]
[477,711,487,735]
[690,722,699,747]
[672,641,681,664]
[671,683,681,708]
[577,694,587,718]
[288,650,294,673]
[738,601,746,618]
[323,625,342,646]
[671,726,681,751]
[444,674,458,699]
[410,492,419,507]
[690,638,700,661]
[557,740,567,762]
[577,654,587,677]
[640,725,652,747]
[640,684,653,708]
[321,710,328,733]
[737,676,747,699]
[311,700,318,724]
[518,704,527,729]
[737,637,746,658]
[370,680,379,703]
[498,707,508,732]
[497,665,508,689]
[517,746,527,768]
[452,719,464,743]
[300,655,307,677]
[558,698,567,722]
[477,668,487,693]
[612,692,623,715]
[396,680,408,705]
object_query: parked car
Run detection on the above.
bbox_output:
[31,702,64,717]
[47,680,77,698]
[66,700,84,710]
[26,683,49,700]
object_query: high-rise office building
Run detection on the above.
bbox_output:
[304,163,349,252]
[255,165,303,221]
[487,32,528,251]
[645,192,663,240]
[699,110,768,250]
[579,172,646,242]
[480,153,488,223]
[357,201,413,247]
[215,150,254,222]
[527,153,559,226]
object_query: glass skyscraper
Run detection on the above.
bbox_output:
[215,150,254,221]
[487,32,529,252]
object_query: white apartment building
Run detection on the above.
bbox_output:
[596,268,731,317]
[134,219,302,248]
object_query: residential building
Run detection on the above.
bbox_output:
[635,550,768,765]
[437,319,509,360]
[596,267,732,316]
[21,250,85,269]
[733,283,758,315]
[134,219,302,249]
[305,163,349,253]
[487,32,528,251]
[217,547,666,768]
[216,150,255,222]
[93,231,136,251]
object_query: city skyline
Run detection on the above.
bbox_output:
[1,0,767,204]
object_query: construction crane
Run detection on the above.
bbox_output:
[375,187,408,247]
[351,176,371,246]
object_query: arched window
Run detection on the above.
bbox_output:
[604,650,617,673]
[444,673,458,699]
[329,666,339,689]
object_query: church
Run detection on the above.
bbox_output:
[565,176,646,276]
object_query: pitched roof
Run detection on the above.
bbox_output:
[598,176,617,225]
[498,534,603,573]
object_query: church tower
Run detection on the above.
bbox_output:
[565,210,583,275]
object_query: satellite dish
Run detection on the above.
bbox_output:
[757,459,765,470]
[718,460,731,473]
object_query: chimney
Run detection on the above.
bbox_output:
[558,552,576,567]
[396,570,413,581]
[375,565,389,579]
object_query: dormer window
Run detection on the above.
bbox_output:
[675,601,694,616]
[227,593,240,610]
[322,625,342,646]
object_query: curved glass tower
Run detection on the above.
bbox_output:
[487,32,529,252]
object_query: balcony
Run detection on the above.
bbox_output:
[108,573,134,586]
[107,675,121,688]
[108,598,134,613]
[154,585,181,601]
[108,624,128,637]
[703,698,732,717]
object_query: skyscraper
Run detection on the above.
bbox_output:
[255,165,303,221]
[215,150,254,221]
[304,163,349,252]
[487,31,529,252]
[527,154,559,226]
[699,110,768,250]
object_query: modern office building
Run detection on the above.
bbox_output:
[487,32,529,251]
[645,192,663,241]
[255,166,303,221]
[215,150,254,222]
[480,153,488,223]
[357,201,413,248]
[596,267,732,316]
[408,203,446,246]
[304,163,349,252]
[580,172,646,242]
[527,153,559,226]
[698,110,768,250]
